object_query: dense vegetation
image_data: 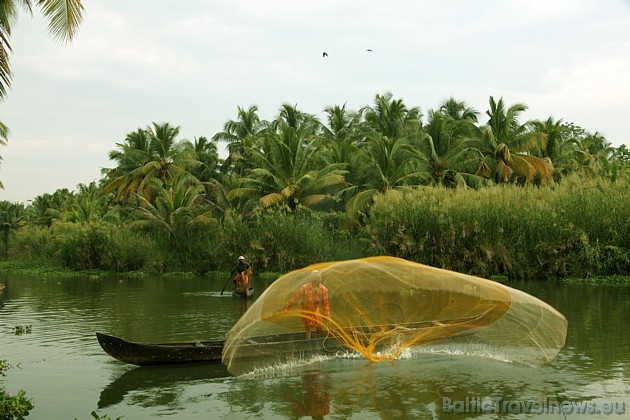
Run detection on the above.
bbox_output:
[1,93,628,279]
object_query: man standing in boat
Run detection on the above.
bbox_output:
[231,256,251,290]
[284,270,330,339]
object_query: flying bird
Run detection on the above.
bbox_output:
[323,52,328,57]
[366,49,374,52]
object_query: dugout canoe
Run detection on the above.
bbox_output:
[96,332,225,366]
[232,286,254,299]
[96,311,492,367]
[96,330,345,366]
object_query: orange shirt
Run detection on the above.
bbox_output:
[286,283,329,314]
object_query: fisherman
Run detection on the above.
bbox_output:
[230,256,251,290]
[284,270,330,339]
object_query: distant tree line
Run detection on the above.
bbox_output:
[1,93,628,278]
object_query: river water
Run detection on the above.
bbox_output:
[0,272,628,419]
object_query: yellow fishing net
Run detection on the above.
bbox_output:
[222,257,567,376]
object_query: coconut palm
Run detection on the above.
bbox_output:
[212,105,268,175]
[320,104,362,143]
[0,200,24,258]
[344,93,428,218]
[271,103,321,138]
[318,104,362,196]
[131,175,215,248]
[476,96,552,184]
[529,117,580,180]
[0,120,8,188]
[0,0,84,99]
[60,182,112,223]
[346,133,430,219]
[577,131,618,180]
[360,92,423,141]
[438,97,479,123]
[203,173,258,220]
[26,188,73,226]
[240,126,347,212]
[422,110,487,188]
[183,136,219,182]
[104,122,198,202]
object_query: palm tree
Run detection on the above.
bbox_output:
[343,93,428,218]
[203,173,258,220]
[182,136,219,182]
[360,92,423,141]
[346,133,430,219]
[26,188,73,226]
[60,182,112,223]
[0,121,8,188]
[422,110,487,188]
[0,200,24,258]
[0,0,84,99]
[271,103,321,138]
[529,117,579,180]
[240,126,347,212]
[131,175,215,248]
[438,97,479,123]
[104,122,198,202]
[476,96,553,184]
[318,104,363,207]
[212,105,268,174]
[578,131,618,180]
[320,104,362,144]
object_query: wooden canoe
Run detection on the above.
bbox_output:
[232,286,254,298]
[96,330,343,366]
[96,332,225,366]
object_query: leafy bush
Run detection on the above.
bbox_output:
[11,225,57,261]
[0,389,34,419]
[219,208,365,272]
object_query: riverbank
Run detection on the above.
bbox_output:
[1,259,628,286]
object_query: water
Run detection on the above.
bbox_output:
[0,273,628,419]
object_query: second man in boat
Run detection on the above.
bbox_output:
[231,255,252,291]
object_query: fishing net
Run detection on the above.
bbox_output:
[222,257,567,376]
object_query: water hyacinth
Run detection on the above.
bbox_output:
[0,389,34,419]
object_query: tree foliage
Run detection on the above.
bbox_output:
[3,92,628,277]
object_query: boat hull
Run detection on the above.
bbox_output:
[232,287,254,298]
[96,332,224,366]
[96,331,342,367]
[96,314,489,367]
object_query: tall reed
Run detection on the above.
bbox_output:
[365,178,629,279]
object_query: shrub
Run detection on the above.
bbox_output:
[0,390,34,419]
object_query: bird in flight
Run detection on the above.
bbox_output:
[323,52,328,57]
[366,49,374,52]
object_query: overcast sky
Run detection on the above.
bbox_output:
[0,0,629,204]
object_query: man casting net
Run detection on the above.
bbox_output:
[222,257,567,376]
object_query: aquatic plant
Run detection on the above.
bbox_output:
[86,410,124,420]
[13,326,32,336]
[0,389,34,419]
[0,359,8,376]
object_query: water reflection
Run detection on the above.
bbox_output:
[98,363,229,409]
[223,350,628,419]
[286,370,332,419]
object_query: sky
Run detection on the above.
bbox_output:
[0,0,629,204]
